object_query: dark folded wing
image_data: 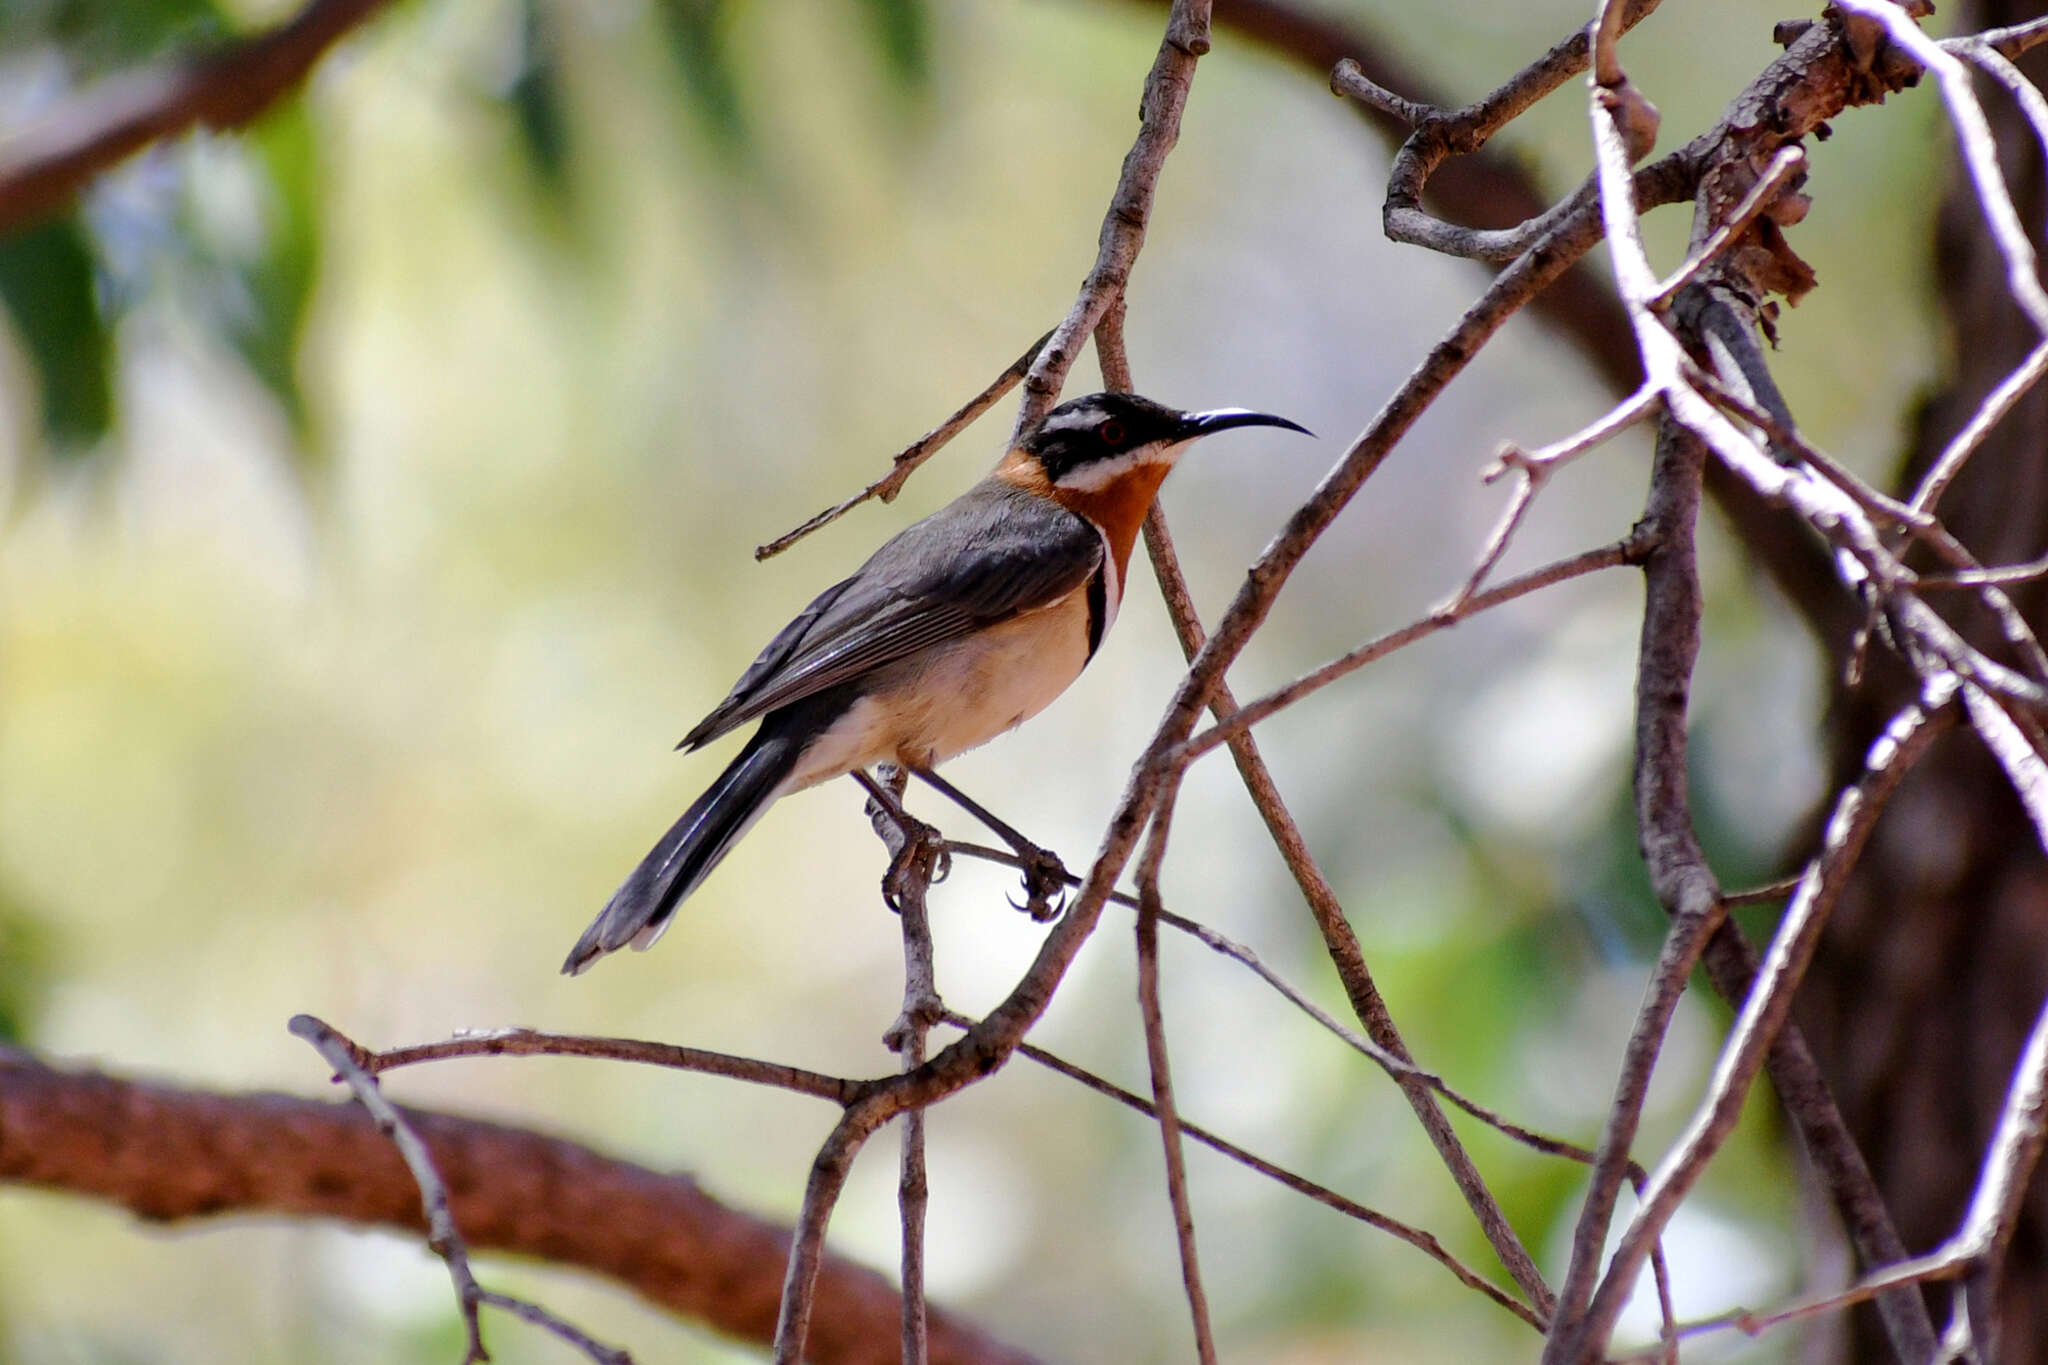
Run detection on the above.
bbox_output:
[681,479,1102,749]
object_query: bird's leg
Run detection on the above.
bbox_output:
[852,767,950,911]
[907,767,1069,922]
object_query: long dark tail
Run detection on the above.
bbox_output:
[562,733,799,975]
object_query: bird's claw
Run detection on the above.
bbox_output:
[881,816,948,912]
[1007,845,1070,923]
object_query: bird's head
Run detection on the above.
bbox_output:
[1014,392,1310,494]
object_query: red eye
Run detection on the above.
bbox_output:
[1098,419,1125,445]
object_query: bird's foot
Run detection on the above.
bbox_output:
[1009,843,1071,923]
[881,813,951,912]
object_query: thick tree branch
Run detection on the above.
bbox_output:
[0,1050,1037,1365]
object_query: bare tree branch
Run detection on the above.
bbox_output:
[1577,686,1957,1359]
[1011,3,1214,432]
[293,1015,520,1364]
[755,332,1051,561]
[932,1012,1546,1330]
[1545,421,1727,1365]
[0,1049,1036,1365]
[364,1027,863,1103]
[0,0,397,234]
[864,767,944,1365]
[1131,812,1219,1365]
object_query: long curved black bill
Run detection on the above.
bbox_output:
[1175,407,1314,439]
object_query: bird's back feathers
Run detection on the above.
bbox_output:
[681,479,1102,750]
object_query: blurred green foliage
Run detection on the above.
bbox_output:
[0,216,110,449]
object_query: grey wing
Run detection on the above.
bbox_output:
[681,480,1103,749]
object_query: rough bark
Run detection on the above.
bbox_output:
[0,1050,1037,1365]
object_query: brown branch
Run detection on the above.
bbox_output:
[946,837,1616,1172]
[1177,533,1653,764]
[365,1026,864,1103]
[933,1012,1544,1330]
[1578,687,1957,1359]
[1174,0,1652,401]
[763,5,1221,1356]
[0,1049,1038,1365]
[754,332,1052,561]
[0,0,396,235]
[1131,813,1219,1364]
[1545,422,1726,1365]
[774,1112,877,1365]
[293,1015,514,1364]
[867,769,942,1365]
[1012,3,1213,432]
[1534,11,1954,1357]
[1134,505,1554,1315]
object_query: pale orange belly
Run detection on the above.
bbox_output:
[784,588,1094,789]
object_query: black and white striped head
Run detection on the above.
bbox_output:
[1018,392,1309,492]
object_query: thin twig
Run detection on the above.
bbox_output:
[1134,507,1555,1314]
[292,1016,493,1363]
[754,331,1051,560]
[761,7,1219,1355]
[1132,810,1219,1365]
[772,1112,874,1365]
[361,1026,863,1103]
[1010,3,1214,433]
[1919,554,2048,589]
[474,1292,632,1365]
[932,1011,1543,1330]
[1178,534,1651,765]
[1603,1249,1974,1361]
[1720,875,1802,908]
[1684,361,1937,533]
[1837,0,2048,335]
[291,1015,633,1365]
[946,837,1609,1169]
[1906,339,2048,520]
[1546,420,1726,1365]
[1450,385,1660,607]
[1577,686,1958,1357]
[867,767,940,1365]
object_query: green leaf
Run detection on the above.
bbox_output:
[238,100,322,440]
[856,0,929,90]
[5,0,226,68]
[0,215,114,451]
[653,0,748,154]
[510,0,573,195]
[0,877,53,1044]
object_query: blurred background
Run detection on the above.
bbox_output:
[0,1,1945,1361]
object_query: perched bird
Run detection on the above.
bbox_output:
[563,391,1309,975]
